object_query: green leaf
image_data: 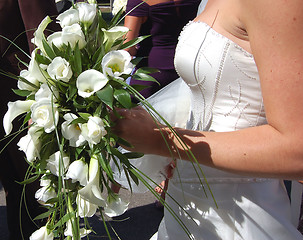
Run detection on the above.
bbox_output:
[114,88,132,109]
[109,8,124,28]
[117,137,133,148]
[78,112,91,120]
[53,211,76,229]
[120,35,150,50]
[111,147,131,167]
[123,152,144,159]
[34,209,56,220]
[23,112,32,126]
[12,89,32,97]
[17,174,40,185]
[132,72,160,84]
[127,167,139,186]
[67,83,78,101]
[98,154,114,181]
[70,117,87,126]
[35,53,51,65]
[136,67,160,75]
[73,43,82,73]
[98,11,108,29]
[96,84,114,109]
[131,57,144,66]
[52,43,64,58]
[42,39,56,59]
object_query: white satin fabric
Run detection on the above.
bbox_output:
[152,21,303,240]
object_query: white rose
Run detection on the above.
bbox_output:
[18,69,39,91]
[76,193,98,217]
[56,8,79,28]
[61,113,86,147]
[47,32,64,50]
[76,69,108,98]
[76,2,97,26]
[66,159,88,186]
[46,151,70,177]
[61,23,86,49]
[29,226,54,240]
[35,185,57,205]
[81,116,107,146]
[35,83,59,102]
[3,100,35,135]
[31,99,59,133]
[17,125,42,163]
[47,57,73,82]
[102,50,133,78]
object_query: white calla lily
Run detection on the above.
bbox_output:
[76,193,98,217]
[81,116,107,146]
[102,26,129,50]
[66,159,88,186]
[46,151,70,177]
[31,16,52,55]
[61,113,86,147]
[3,100,35,135]
[17,125,42,163]
[28,50,48,83]
[102,50,133,78]
[104,194,129,217]
[76,69,108,98]
[56,8,79,28]
[61,23,86,49]
[76,2,97,26]
[31,99,59,133]
[47,57,73,82]
[78,156,106,207]
[29,225,54,240]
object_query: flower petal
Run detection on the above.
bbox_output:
[3,100,35,135]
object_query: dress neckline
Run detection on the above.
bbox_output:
[190,21,253,57]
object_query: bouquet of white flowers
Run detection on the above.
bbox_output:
[1,1,160,239]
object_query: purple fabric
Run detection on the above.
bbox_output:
[129,0,200,98]
[126,0,152,68]
[126,0,149,17]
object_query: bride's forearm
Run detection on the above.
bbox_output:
[156,124,303,179]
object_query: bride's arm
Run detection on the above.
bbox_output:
[112,0,303,180]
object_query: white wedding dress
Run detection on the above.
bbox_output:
[150,20,303,240]
[113,3,302,240]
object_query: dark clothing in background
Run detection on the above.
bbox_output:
[0,1,59,239]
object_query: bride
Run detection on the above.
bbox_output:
[112,0,303,239]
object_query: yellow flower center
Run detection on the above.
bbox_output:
[108,63,121,73]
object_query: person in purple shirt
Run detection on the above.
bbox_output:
[125,0,201,98]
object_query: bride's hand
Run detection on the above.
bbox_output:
[111,106,165,154]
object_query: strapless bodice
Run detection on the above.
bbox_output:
[175,21,266,132]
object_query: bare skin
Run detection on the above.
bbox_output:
[113,0,303,180]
